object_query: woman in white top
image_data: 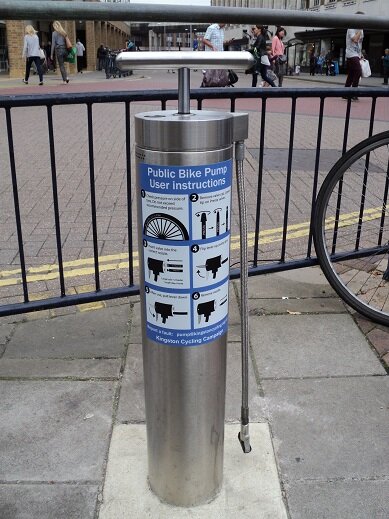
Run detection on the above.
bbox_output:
[22,25,43,85]
[50,20,69,84]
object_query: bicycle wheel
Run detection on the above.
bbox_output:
[143,213,189,241]
[314,131,389,326]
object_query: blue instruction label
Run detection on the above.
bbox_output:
[140,160,232,347]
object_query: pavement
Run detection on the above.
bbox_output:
[0,267,388,518]
[0,69,388,518]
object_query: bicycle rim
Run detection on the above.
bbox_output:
[314,131,389,326]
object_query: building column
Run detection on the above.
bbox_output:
[64,21,77,75]
[85,20,96,71]
[6,20,25,79]
[102,22,108,47]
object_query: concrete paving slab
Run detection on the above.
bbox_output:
[116,343,145,423]
[128,303,142,344]
[248,297,346,315]
[226,342,265,422]
[262,377,389,481]
[0,484,97,519]
[98,423,287,519]
[286,480,389,519]
[247,267,336,299]
[116,342,266,424]
[3,306,129,359]
[0,323,14,345]
[0,358,121,379]
[250,314,386,379]
[0,381,116,480]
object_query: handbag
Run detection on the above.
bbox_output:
[65,35,72,50]
[228,70,238,85]
[360,58,371,78]
[65,47,77,64]
[201,69,230,87]
[39,48,45,60]
[260,54,271,66]
[278,54,287,64]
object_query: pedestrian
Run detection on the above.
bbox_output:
[309,51,316,76]
[316,52,324,75]
[252,25,276,88]
[193,35,199,51]
[76,38,85,73]
[343,11,365,100]
[201,22,230,87]
[22,25,44,86]
[203,22,226,52]
[44,41,54,71]
[51,21,70,84]
[272,26,287,87]
[382,48,389,86]
[97,44,106,71]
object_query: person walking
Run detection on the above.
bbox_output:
[203,22,226,52]
[97,44,106,71]
[309,51,317,76]
[252,25,276,88]
[272,26,287,87]
[316,52,325,75]
[50,21,70,84]
[76,38,85,73]
[22,25,44,86]
[344,12,365,100]
[201,23,229,87]
[382,48,389,86]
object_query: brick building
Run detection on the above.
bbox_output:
[1,1,131,78]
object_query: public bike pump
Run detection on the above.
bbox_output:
[117,51,255,506]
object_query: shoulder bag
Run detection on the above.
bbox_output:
[65,35,72,50]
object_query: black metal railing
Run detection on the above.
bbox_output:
[0,87,388,316]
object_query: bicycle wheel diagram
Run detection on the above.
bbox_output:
[314,130,389,326]
[143,213,189,241]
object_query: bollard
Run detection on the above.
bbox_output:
[117,51,253,507]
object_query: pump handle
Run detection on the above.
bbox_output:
[116,51,254,71]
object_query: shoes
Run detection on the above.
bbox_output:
[65,79,69,84]
[39,82,43,86]
[351,96,359,101]
[22,79,28,84]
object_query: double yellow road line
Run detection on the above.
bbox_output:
[0,208,383,289]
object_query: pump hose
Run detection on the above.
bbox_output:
[235,141,251,454]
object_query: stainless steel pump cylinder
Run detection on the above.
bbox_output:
[135,110,234,506]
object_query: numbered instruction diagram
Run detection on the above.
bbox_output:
[140,160,232,347]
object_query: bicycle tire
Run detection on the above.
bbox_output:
[314,130,389,326]
[143,213,189,241]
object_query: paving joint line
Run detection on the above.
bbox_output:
[260,373,388,381]
[93,302,132,519]
[0,480,100,485]
[0,376,120,382]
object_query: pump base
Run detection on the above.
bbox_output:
[99,423,287,518]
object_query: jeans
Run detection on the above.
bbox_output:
[55,46,68,81]
[345,56,362,88]
[260,64,276,87]
[383,67,389,85]
[25,56,43,82]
